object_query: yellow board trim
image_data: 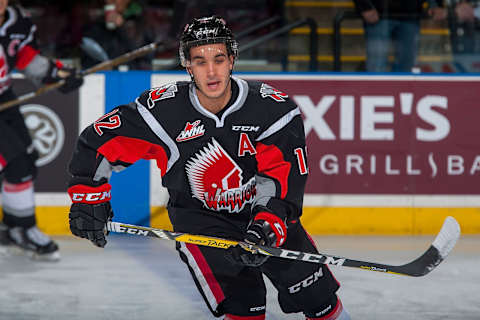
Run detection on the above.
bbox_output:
[6,206,478,235]
[288,54,453,63]
[285,1,354,8]
[290,27,449,36]
[300,207,480,235]
[151,206,480,235]
[0,206,71,235]
[35,206,71,235]
[150,206,173,230]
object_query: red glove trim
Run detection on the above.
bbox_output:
[0,153,7,169]
[15,45,39,70]
[55,59,64,68]
[68,183,112,204]
[254,211,287,247]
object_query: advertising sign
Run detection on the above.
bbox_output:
[259,76,480,195]
[13,78,79,192]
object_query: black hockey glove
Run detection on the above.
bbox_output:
[225,212,287,267]
[68,183,113,248]
[44,61,84,94]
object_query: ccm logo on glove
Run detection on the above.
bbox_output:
[68,183,112,204]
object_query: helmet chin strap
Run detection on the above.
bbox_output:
[187,69,199,90]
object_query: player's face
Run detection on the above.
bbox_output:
[187,43,234,108]
[110,0,130,13]
[0,0,8,16]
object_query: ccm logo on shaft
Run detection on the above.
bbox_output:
[280,249,346,265]
[117,226,148,236]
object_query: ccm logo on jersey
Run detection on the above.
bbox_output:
[147,83,178,108]
[232,125,260,132]
[288,268,324,293]
[176,120,205,142]
[260,83,288,102]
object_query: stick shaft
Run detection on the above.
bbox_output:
[81,42,161,75]
[107,217,459,277]
[0,41,163,112]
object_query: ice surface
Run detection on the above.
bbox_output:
[0,233,478,320]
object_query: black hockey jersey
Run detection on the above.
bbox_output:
[0,5,40,96]
[69,77,308,237]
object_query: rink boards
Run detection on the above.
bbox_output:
[4,72,479,235]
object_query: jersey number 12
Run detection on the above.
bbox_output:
[94,109,122,136]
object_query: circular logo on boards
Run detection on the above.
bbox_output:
[20,104,65,167]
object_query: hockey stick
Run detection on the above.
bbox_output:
[0,41,168,112]
[107,216,460,277]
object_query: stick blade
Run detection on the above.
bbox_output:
[403,216,461,277]
[432,216,461,260]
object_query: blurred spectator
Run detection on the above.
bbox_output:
[429,0,480,72]
[54,2,90,61]
[165,0,284,69]
[353,0,443,72]
[168,0,283,40]
[80,0,153,70]
[454,1,479,21]
[429,0,480,22]
[167,0,236,41]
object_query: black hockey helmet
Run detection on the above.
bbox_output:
[179,16,238,67]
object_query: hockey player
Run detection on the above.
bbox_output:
[0,1,83,261]
[67,16,350,319]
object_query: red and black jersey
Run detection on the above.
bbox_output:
[0,5,40,96]
[69,77,309,237]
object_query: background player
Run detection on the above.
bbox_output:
[67,16,350,319]
[0,0,83,261]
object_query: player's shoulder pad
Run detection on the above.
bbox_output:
[247,80,292,102]
[136,81,189,109]
[7,5,34,33]
[16,5,29,17]
[111,102,147,126]
[116,101,137,114]
[12,5,31,20]
[246,79,297,111]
